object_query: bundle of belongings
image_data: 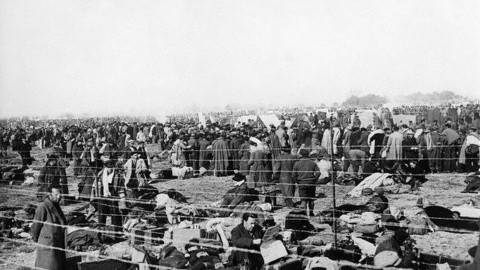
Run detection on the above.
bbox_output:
[347,170,424,199]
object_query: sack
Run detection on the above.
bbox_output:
[355,223,379,234]
[407,215,429,235]
[324,238,362,263]
[466,144,479,155]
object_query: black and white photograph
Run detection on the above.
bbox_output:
[0,1,479,269]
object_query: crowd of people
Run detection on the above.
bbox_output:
[1,103,480,269]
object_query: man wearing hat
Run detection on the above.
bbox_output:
[273,146,296,208]
[218,173,250,217]
[292,148,320,216]
[402,129,419,161]
[80,137,100,170]
[96,159,124,231]
[121,139,136,162]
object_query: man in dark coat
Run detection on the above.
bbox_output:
[31,185,67,270]
[273,146,296,207]
[219,173,250,217]
[229,133,242,172]
[230,213,264,270]
[18,136,33,169]
[198,135,210,170]
[292,149,320,216]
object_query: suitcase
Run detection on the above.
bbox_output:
[130,224,165,247]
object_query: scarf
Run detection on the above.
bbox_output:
[102,169,115,197]
[425,133,434,151]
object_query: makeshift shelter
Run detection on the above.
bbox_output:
[258,114,281,128]
[198,113,207,126]
[289,114,309,128]
[236,115,257,125]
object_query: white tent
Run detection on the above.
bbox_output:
[258,114,281,127]
[237,115,257,124]
[198,113,207,126]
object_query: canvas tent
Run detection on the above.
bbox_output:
[237,115,257,125]
[258,114,281,128]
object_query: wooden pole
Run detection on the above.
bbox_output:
[329,115,337,249]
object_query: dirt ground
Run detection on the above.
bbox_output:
[0,145,478,269]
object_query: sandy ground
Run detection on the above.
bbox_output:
[0,145,478,269]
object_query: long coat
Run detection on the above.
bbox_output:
[248,150,267,188]
[239,142,251,176]
[273,153,296,199]
[198,139,210,169]
[31,198,67,270]
[212,138,230,175]
[229,137,242,170]
[385,131,403,161]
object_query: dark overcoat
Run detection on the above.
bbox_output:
[31,198,67,270]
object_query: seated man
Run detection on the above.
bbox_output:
[230,213,264,270]
[218,173,250,217]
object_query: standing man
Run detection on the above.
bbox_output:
[31,185,67,270]
[442,123,460,172]
[18,135,33,169]
[274,146,296,208]
[212,133,230,177]
[384,125,404,167]
[292,149,320,216]
[97,160,125,231]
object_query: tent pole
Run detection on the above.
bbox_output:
[329,115,337,249]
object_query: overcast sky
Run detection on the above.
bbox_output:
[0,0,479,117]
